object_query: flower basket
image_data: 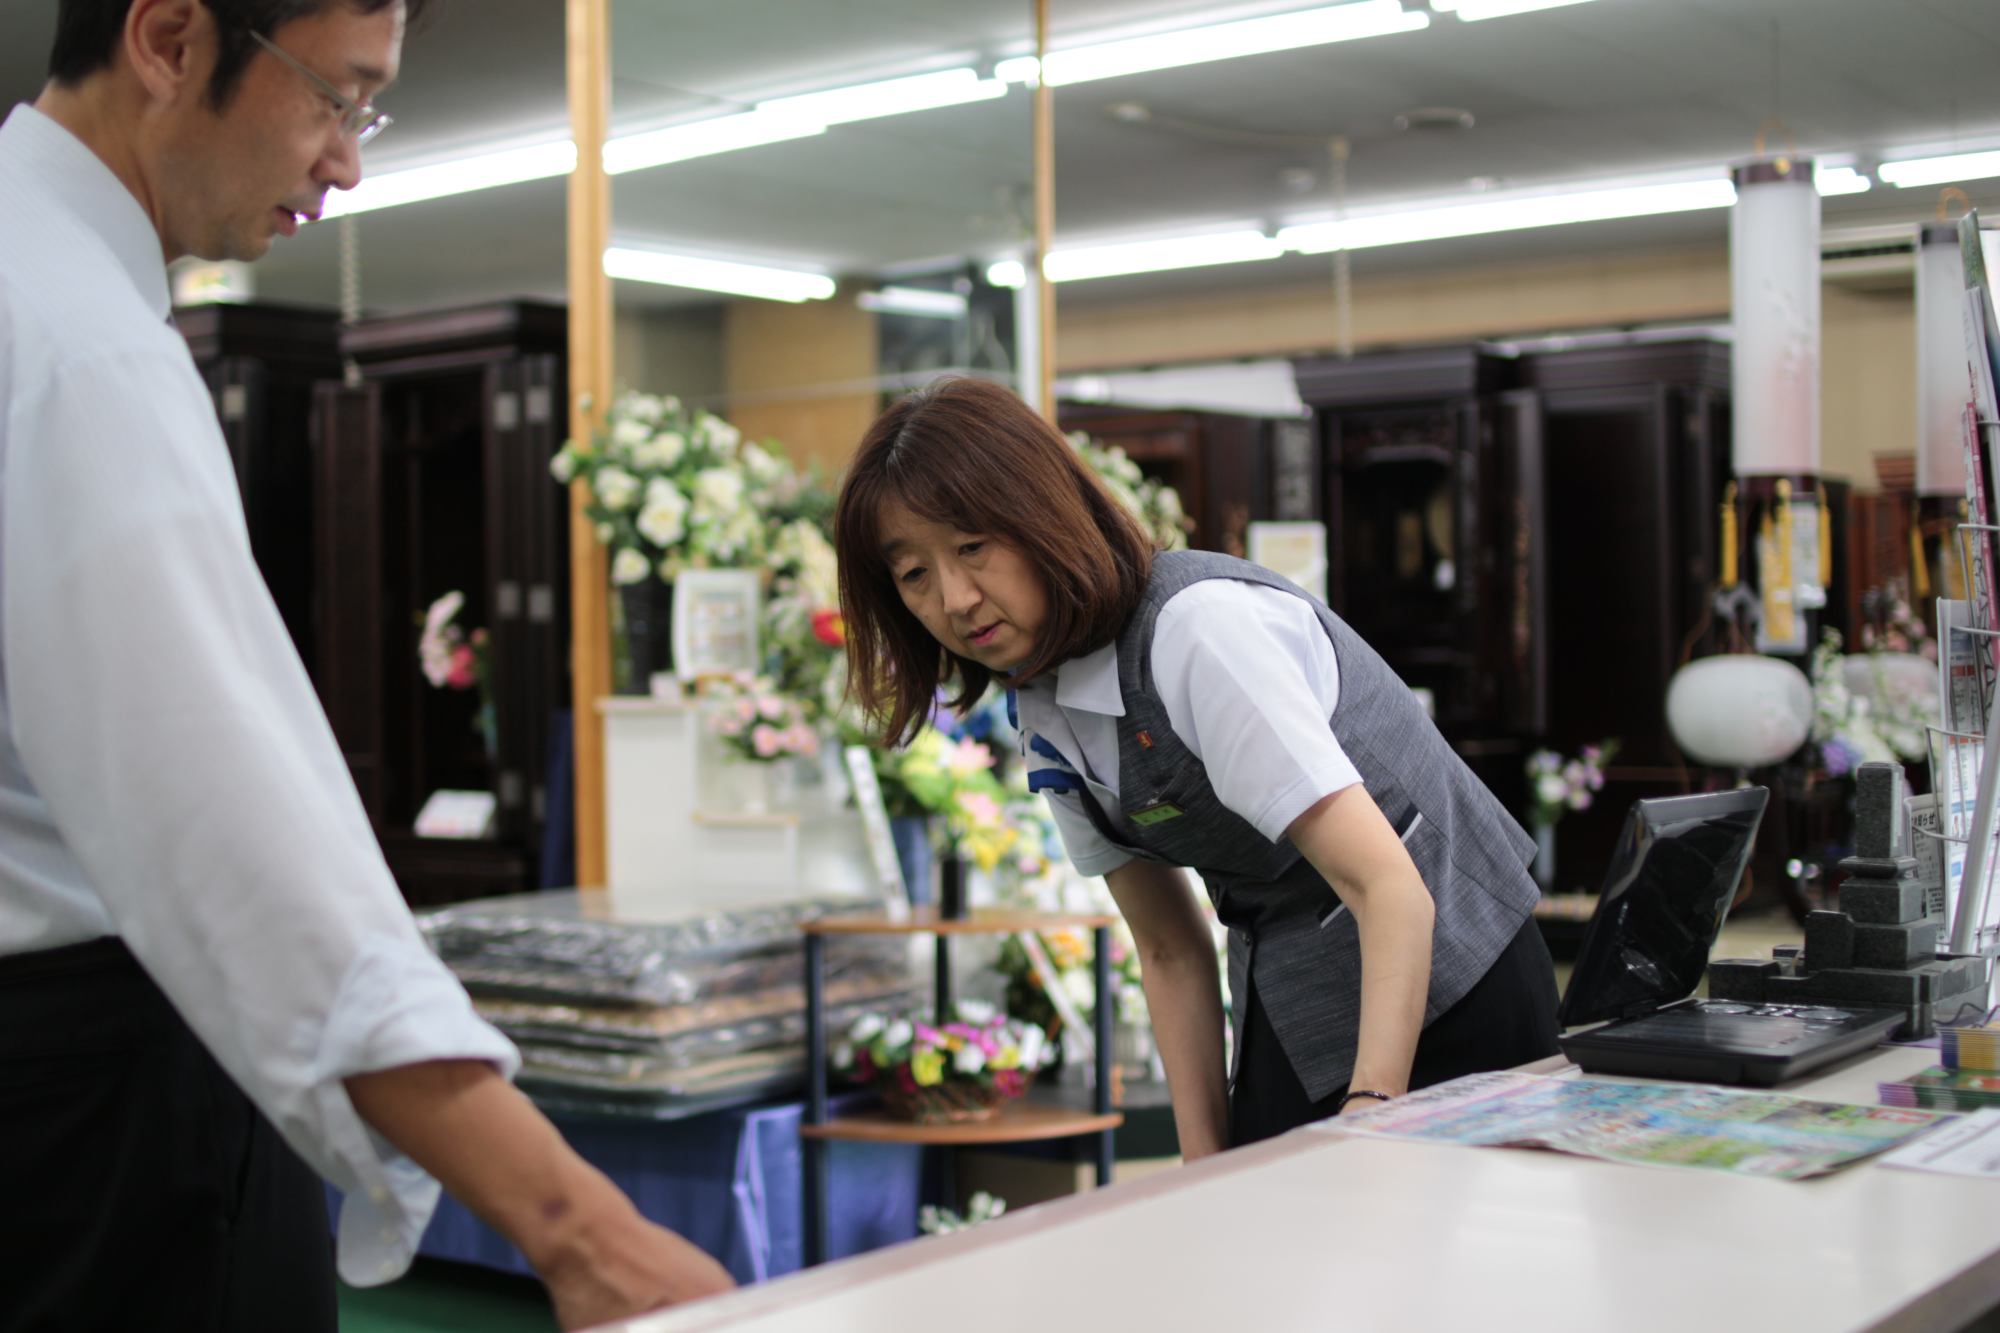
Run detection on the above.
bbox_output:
[832,1001,1052,1125]
[881,1079,1008,1124]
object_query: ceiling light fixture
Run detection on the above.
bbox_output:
[1278,174,1736,253]
[985,259,1028,289]
[1432,0,1598,20]
[320,138,576,218]
[994,0,1428,88]
[1813,164,1873,196]
[603,246,835,303]
[1878,148,2000,190]
[856,286,970,318]
[757,68,1006,126]
[605,111,825,175]
[1044,229,1286,282]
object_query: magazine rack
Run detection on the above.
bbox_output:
[1929,471,2000,954]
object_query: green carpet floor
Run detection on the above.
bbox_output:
[338,1259,555,1333]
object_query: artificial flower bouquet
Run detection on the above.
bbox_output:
[831,999,1051,1123]
[918,1191,1007,1236]
[550,390,791,584]
[876,726,1019,872]
[1066,430,1192,550]
[1524,738,1617,833]
[697,670,820,763]
[995,921,1146,1043]
[418,590,495,756]
[762,516,849,727]
[1808,627,1929,772]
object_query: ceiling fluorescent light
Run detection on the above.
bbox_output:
[996,1,1428,89]
[985,259,1028,288]
[605,111,824,175]
[857,286,970,319]
[603,246,835,303]
[758,68,1005,127]
[1432,0,1597,21]
[1045,230,1285,282]
[1879,148,2000,190]
[1279,176,1735,252]
[321,139,576,219]
[1814,164,1872,197]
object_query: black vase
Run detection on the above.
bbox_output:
[616,578,674,695]
[939,854,968,920]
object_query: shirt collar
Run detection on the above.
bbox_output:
[1053,640,1126,718]
[2,105,172,322]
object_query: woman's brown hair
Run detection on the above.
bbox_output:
[836,377,1155,746]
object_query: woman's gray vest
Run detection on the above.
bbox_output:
[1048,549,1538,1101]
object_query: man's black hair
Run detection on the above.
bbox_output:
[48,0,426,107]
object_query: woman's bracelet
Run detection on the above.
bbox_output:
[1339,1089,1393,1111]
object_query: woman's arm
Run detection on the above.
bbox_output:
[1103,860,1230,1160]
[1285,786,1437,1104]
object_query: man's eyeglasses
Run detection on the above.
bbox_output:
[247,29,392,146]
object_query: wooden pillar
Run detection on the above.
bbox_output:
[566,0,611,885]
[1033,0,1056,419]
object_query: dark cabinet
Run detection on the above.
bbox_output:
[1518,340,1732,887]
[176,301,342,666]
[1055,405,1273,555]
[312,301,569,908]
[1292,349,1543,799]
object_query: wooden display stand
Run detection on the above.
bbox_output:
[799,908,1125,1266]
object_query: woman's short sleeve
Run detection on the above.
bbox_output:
[1150,581,1365,841]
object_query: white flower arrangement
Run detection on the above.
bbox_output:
[1066,431,1192,550]
[918,1192,1007,1237]
[551,390,786,582]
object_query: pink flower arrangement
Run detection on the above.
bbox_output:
[699,670,819,764]
[417,590,496,757]
[1859,585,1936,663]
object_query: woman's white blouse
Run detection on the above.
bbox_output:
[1015,579,1365,876]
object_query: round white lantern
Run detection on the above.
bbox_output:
[1665,653,1814,768]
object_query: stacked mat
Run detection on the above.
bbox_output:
[1879,1021,2000,1112]
[421,890,917,1115]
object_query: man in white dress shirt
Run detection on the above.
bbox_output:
[0,2,731,1327]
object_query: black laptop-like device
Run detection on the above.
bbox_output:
[1555,787,1905,1088]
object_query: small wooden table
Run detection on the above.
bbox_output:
[796,907,1125,1266]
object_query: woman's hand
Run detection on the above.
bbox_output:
[1286,786,1437,1101]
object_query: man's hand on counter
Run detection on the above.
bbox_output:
[534,1192,737,1328]
[344,1060,736,1327]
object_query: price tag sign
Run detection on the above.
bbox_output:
[414,789,498,839]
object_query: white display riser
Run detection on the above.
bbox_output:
[598,697,874,918]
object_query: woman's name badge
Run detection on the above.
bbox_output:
[1131,802,1185,827]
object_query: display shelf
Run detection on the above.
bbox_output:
[802,907,1118,936]
[692,809,800,829]
[800,1099,1123,1146]
[801,911,1120,1265]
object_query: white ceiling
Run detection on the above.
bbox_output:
[5,0,2000,318]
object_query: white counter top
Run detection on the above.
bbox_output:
[597,1046,2000,1333]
